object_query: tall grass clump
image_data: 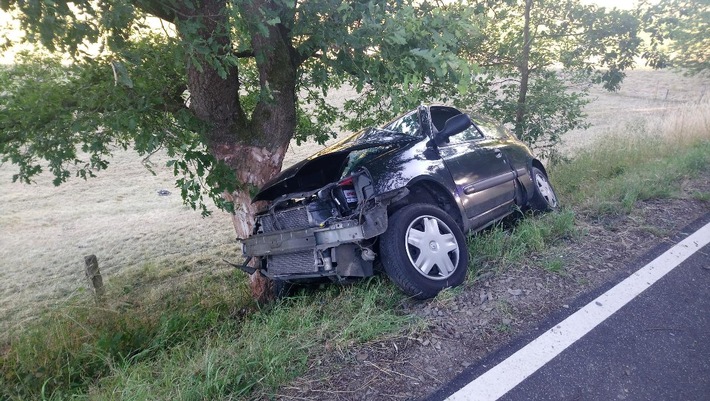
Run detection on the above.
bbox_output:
[553,101,710,216]
[0,269,410,400]
[87,277,409,400]
[0,269,252,400]
[467,209,577,274]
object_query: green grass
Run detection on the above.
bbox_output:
[691,191,710,202]
[466,209,577,274]
[89,277,410,401]
[552,131,710,217]
[541,255,566,275]
[0,273,410,401]
[2,113,709,400]
[0,270,252,400]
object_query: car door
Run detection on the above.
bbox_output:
[435,118,517,223]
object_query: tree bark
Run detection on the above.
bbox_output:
[212,143,288,302]
[238,0,299,301]
[175,0,299,301]
[515,0,533,139]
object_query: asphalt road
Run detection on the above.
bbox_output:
[428,212,710,401]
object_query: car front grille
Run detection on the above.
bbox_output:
[259,206,310,232]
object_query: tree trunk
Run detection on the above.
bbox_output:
[176,0,299,301]
[515,0,533,139]
[212,143,289,301]
[234,0,299,301]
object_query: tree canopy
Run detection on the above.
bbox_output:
[1,0,646,220]
[640,0,710,75]
[0,1,484,215]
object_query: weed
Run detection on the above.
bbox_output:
[0,272,410,401]
[691,191,710,202]
[466,209,577,277]
[542,257,566,275]
[639,225,669,238]
[432,286,465,307]
[495,300,513,319]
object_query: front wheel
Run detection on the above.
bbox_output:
[379,204,468,299]
[528,167,559,212]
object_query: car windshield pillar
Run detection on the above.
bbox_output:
[417,105,434,139]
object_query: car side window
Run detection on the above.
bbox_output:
[473,118,510,139]
[445,124,484,145]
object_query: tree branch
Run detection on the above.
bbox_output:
[131,0,180,23]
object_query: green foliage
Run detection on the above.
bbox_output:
[0,0,645,212]
[325,1,485,130]
[640,0,710,74]
[0,0,487,213]
[456,0,641,152]
[477,70,590,159]
[0,36,239,215]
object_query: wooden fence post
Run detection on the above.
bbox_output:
[84,254,105,304]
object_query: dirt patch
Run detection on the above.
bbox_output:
[273,174,710,401]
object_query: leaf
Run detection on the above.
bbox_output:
[409,48,434,63]
[110,61,133,88]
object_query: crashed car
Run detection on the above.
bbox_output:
[242,105,559,299]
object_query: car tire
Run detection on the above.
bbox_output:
[380,203,468,299]
[529,167,559,212]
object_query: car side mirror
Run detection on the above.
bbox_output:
[432,114,472,146]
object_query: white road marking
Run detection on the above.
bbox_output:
[447,221,710,401]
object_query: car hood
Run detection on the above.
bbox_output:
[253,128,420,202]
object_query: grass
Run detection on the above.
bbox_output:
[691,191,710,202]
[541,255,566,275]
[1,273,411,400]
[1,270,251,399]
[466,209,577,275]
[90,278,410,400]
[0,207,583,401]
[2,76,709,400]
[552,102,710,217]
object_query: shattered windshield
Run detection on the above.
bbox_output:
[382,111,421,137]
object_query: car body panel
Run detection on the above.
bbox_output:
[438,138,516,222]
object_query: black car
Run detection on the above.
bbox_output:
[242,105,559,299]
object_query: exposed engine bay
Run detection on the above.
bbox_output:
[242,169,406,281]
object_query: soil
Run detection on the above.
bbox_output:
[272,173,710,401]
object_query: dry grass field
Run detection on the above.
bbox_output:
[563,69,709,153]
[1,68,708,334]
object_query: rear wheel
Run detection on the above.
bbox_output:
[529,167,559,212]
[380,204,468,299]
